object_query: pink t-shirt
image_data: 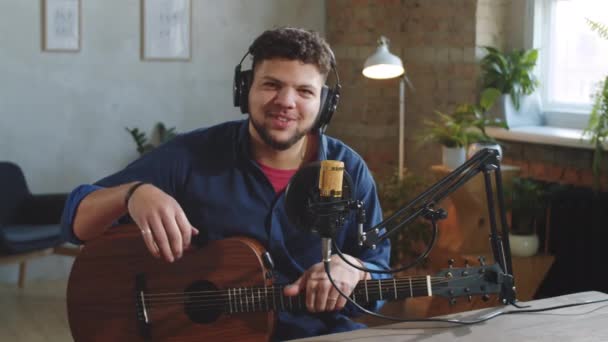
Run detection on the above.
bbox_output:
[258,162,298,193]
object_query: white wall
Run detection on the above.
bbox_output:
[0,0,325,283]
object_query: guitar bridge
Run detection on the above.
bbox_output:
[135,273,152,340]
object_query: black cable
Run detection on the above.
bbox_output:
[502,298,608,315]
[332,219,439,275]
[323,261,501,326]
[324,261,608,328]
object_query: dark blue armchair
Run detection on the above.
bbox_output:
[0,161,68,287]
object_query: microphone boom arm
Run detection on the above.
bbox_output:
[363,148,513,288]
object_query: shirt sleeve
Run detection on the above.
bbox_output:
[60,137,191,245]
[60,184,104,244]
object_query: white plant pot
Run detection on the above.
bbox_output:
[442,146,466,169]
[490,93,543,128]
[509,233,539,257]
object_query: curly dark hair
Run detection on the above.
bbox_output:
[248,27,334,77]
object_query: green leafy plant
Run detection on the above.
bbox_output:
[464,87,508,143]
[421,88,506,147]
[376,170,434,266]
[583,19,608,192]
[587,18,608,40]
[480,46,539,110]
[420,108,472,148]
[126,122,177,155]
[504,178,554,235]
[583,76,608,191]
[503,178,564,235]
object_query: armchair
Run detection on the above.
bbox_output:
[0,161,68,287]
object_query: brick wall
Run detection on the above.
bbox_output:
[326,0,603,190]
[500,140,608,190]
[476,0,509,50]
[326,0,478,178]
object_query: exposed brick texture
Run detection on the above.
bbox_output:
[325,0,602,190]
[326,0,480,178]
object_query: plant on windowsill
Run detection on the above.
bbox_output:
[126,122,178,156]
[480,46,540,111]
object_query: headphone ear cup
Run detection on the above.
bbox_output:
[316,86,340,133]
[316,86,330,130]
[233,65,242,107]
[238,70,253,114]
[233,66,253,114]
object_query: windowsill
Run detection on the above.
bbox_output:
[486,126,606,150]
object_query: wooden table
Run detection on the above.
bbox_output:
[294,291,608,341]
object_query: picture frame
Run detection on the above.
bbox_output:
[42,0,81,52]
[141,0,192,61]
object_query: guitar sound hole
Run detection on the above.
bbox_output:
[184,280,221,324]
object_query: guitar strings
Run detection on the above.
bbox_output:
[136,274,486,310]
[142,275,455,298]
[141,276,478,302]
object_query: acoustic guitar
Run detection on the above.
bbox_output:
[67,224,506,341]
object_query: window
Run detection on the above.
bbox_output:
[538,0,608,128]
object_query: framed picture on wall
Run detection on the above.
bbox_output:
[141,0,192,61]
[42,0,81,52]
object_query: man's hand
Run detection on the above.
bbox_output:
[283,254,370,312]
[127,184,199,263]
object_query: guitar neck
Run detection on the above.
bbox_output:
[221,275,445,314]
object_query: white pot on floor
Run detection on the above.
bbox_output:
[509,233,539,257]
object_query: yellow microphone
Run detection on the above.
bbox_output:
[318,160,344,262]
[319,160,344,198]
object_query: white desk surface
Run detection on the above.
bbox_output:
[293,291,608,342]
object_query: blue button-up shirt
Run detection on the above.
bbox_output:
[61,119,390,340]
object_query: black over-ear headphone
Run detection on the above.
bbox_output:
[232,48,341,133]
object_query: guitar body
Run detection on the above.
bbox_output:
[67,224,274,341]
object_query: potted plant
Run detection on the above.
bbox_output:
[420,105,475,169]
[480,46,541,126]
[376,170,434,267]
[504,178,557,257]
[463,88,509,159]
[421,88,506,168]
[126,122,178,156]
[583,19,608,192]
[583,77,608,192]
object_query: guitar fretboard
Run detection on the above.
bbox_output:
[222,276,446,314]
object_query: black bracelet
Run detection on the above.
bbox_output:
[124,182,148,208]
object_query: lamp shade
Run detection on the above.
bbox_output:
[362,36,404,79]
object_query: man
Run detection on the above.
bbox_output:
[61,27,390,340]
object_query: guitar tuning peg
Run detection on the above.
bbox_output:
[464,259,470,267]
[449,298,457,306]
[448,258,455,268]
[467,295,472,303]
[482,294,490,302]
[478,256,486,266]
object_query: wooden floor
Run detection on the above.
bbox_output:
[0,278,72,341]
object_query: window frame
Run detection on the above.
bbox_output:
[534,0,607,129]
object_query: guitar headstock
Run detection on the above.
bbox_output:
[431,260,508,302]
